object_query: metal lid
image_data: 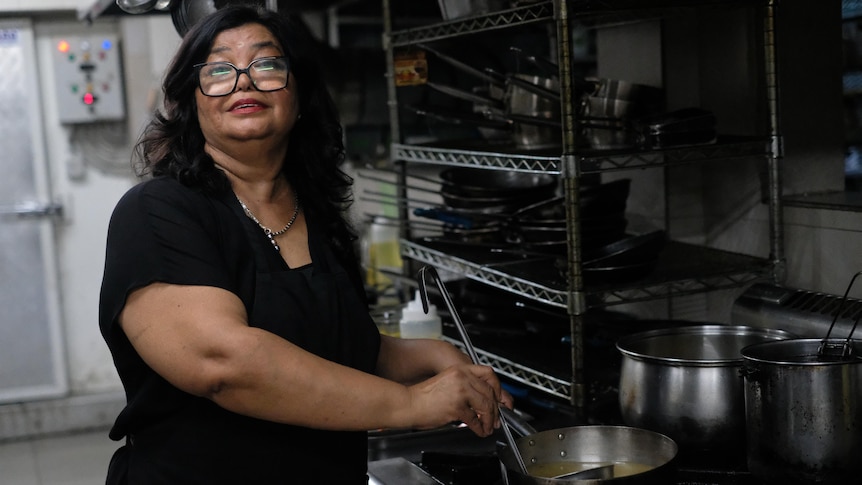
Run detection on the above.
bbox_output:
[617,324,796,366]
[742,338,862,365]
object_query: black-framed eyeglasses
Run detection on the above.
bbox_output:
[194,56,290,97]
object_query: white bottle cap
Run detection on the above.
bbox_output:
[401,290,437,321]
[399,290,442,339]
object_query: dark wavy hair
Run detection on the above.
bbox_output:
[134,5,359,271]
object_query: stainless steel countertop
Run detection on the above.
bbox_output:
[368,457,442,485]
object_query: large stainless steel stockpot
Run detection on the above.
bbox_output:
[616,325,795,450]
[741,338,862,484]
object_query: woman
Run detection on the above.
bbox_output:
[99,5,512,484]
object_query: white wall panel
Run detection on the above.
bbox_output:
[0,0,85,13]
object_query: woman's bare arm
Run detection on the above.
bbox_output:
[120,282,502,436]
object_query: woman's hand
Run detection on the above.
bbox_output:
[405,363,512,437]
[375,335,514,436]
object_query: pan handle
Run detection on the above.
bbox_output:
[505,113,562,128]
[507,46,600,96]
[499,407,537,437]
[483,67,509,86]
[413,208,475,228]
[418,43,506,87]
[508,46,559,77]
[820,269,862,358]
[405,105,512,130]
[506,74,560,102]
[426,81,503,108]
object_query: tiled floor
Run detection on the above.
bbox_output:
[0,429,119,485]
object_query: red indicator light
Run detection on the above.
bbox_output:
[58,40,70,53]
[83,92,96,105]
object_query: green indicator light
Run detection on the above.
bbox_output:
[71,84,79,93]
[68,53,75,62]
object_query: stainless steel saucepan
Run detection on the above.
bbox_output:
[497,410,678,485]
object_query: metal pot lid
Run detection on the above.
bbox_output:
[741,338,862,365]
[617,325,796,366]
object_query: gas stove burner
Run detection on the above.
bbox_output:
[420,450,502,485]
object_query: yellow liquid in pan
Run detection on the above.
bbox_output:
[526,461,655,479]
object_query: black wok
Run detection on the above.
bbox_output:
[510,179,631,222]
[406,103,563,138]
[439,167,557,197]
[583,230,666,267]
[440,188,551,213]
[561,231,666,284]
[512,217,627,244]
[583,261,658,285]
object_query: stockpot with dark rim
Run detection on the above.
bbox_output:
[741,338,862,484]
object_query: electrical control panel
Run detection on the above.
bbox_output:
[51,34,125,123]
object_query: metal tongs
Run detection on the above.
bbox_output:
[417,266,529,476]
[819,270,862,360]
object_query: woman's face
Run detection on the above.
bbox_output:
[195,22,298,154]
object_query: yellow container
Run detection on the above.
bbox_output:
[364,217,403,291]
[370,306,402,337]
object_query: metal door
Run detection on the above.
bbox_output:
[0,19,68,403]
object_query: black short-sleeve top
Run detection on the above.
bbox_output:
[99,176,381,484]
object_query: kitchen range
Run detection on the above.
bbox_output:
[365,278,862,484]
[364,325,763,485]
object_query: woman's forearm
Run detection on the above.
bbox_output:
[375,335,470,384]
[204,327,418,430]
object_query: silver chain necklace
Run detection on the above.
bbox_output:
[236,194,300,252]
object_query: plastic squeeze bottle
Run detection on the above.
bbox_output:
[399,290,442,339]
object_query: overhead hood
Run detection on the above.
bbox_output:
[78,0,356,39]
[79,0,349,24]
[78,0,168,23]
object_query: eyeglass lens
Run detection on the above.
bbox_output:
[198,57,289,96]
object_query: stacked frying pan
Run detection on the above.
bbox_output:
[506,178,631,254]
[423,170,634,256]
[417,171,666,284]
[438,168,557,212]
[429,168,557,242]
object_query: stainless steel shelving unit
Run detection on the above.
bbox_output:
[403,239,773,310]
[393,135,769,173]
[382,0,783,412]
